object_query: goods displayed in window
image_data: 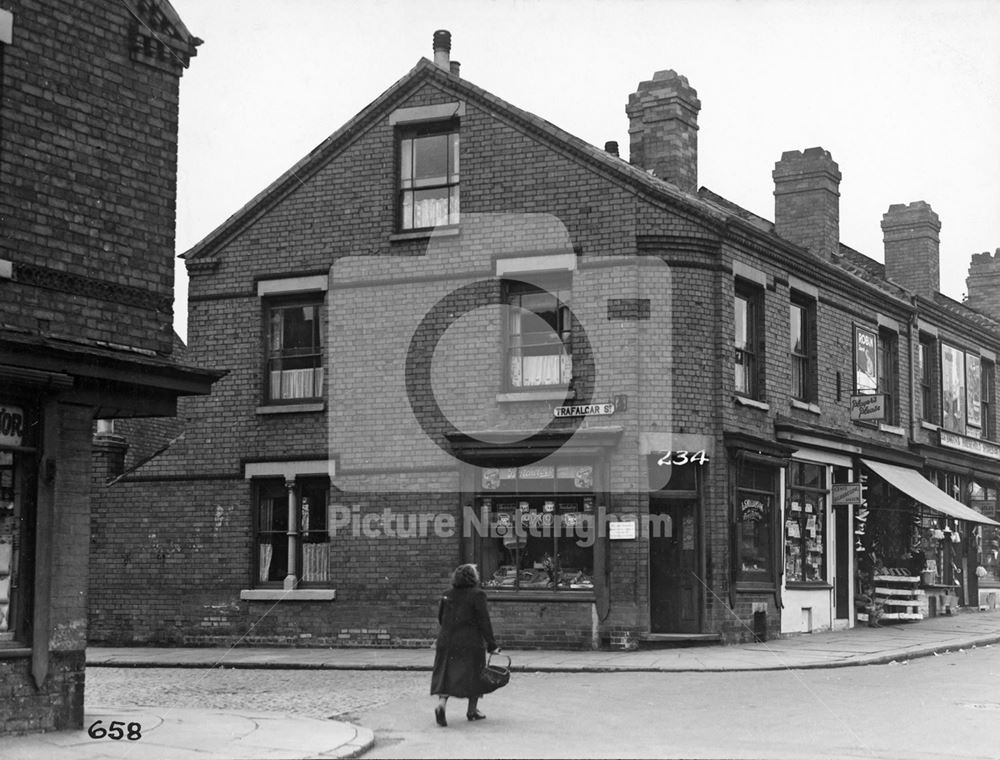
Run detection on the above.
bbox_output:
[785,462,827,583]
[476,464,594,591]
[736,462,776,581]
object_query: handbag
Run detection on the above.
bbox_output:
[479,652,511,694]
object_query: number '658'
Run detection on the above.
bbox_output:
[87,720,142,741]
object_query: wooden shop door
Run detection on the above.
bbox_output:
[649,498,699,633]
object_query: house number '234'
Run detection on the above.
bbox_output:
[657,450,709,466]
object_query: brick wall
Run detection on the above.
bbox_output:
[0,0,190,355]
[0,652,85,734]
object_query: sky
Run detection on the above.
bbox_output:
[167,0,1000,341]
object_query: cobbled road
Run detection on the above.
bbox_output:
[86,667,428,720]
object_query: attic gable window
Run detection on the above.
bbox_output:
[398,121,459,231]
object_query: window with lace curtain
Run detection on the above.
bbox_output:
[265,297,324,403]
[505,281,572,390]
[398,121,459,231]
[253,478,330,587]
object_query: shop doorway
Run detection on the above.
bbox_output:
[834,505,851,621]
[649,497,699,633]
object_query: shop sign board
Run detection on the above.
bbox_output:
[850,394,885,421]
[939,430,1000,461]
[831,483,864,505]
[553,402,615,418]
[608,520,637,540]
[0,405,25,447]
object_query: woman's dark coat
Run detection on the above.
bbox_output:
[430,586,498,697]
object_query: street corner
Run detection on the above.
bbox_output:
[61,706,375,760]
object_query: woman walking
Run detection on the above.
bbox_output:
[430,563,500,727]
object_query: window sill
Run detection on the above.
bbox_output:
[389,225,460,243]
[256,402,326,415]
[790,399,821,415]
[785,582,833,591]
[734,396,769,411]
[878,423,906,437]
[240,589,337,601]
[496,389,575,403]
[920,421,941,431]
[485,589,596,602]
[0,645,31,658]
[734,581,776,592]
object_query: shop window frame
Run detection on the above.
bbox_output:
[734,458,779,588]
[784,461,829,587]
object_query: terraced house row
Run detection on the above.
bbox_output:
[90,31,1000,651]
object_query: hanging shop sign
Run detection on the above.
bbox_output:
[553,402,615,418]
[850,394,885,421]
[939,430,1000,461]
[0,405,25,448]
[831,483,864,505]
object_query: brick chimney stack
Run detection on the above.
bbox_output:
[626,70,700,194]
[772,148,842,260]
[881,201,941,297]
[967,249,1000,320]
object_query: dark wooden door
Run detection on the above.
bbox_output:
[649,498,699,633]
[834,505,850,620]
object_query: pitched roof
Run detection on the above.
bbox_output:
[182,58,729,261]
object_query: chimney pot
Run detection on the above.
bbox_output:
[772,147,841,260]
[449,60,461,76]
[433,29,451,70]
[626,70,700,193]
[604,141,619,157]
[882,201,941,297]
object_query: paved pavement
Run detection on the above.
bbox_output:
[5,608,1000,760]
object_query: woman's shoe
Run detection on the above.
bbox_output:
[466,711,487,721]
[435,705,447,727]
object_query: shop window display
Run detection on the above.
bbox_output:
[476,464,594,591]
[736,462,776,582]
[785,462,827,583]
[970,481,1000,586]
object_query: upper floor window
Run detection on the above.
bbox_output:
[790,295,816,402]
[506,281,572,389]
[984,360,996,441]
[918,335,939,424]
[398,122,459,231]
[735,281,764,399]
[265,298,324,403]
[878,328,899,425]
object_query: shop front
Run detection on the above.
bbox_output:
[856,459,1000,622]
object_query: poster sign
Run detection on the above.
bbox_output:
[854,326,878,394]
[609,520,637,540]
[831,483,864,505]
[740,498,765,522]
[850,394,886,421]
[0,405,25,448]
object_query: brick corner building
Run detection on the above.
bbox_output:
[0,0,219,736]
[90,30,1000,653]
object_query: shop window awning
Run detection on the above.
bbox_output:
[861,459,1000,527]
